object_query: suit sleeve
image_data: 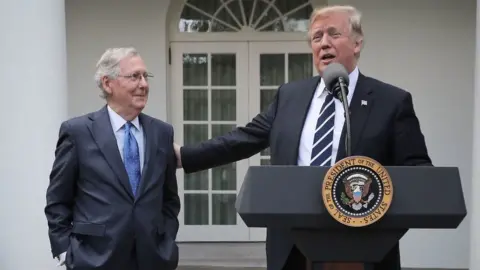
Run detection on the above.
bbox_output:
[163,125,181,239]
[44,121,77,258]
[180,89,280,173]
[392,92,433,166]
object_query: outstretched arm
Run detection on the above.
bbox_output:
[179,90,280,173]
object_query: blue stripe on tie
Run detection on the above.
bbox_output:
[310,93,335,166]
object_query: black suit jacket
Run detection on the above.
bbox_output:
[45,106,180,270]
[180,73,432,270]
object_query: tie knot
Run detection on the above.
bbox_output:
[324,89,334,101]
[324,87,333,95]
[124,122,134,131]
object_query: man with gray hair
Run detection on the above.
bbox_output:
[174,4,432,270]
[45,47,180,270]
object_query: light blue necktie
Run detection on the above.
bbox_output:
[123,122,141,196]
[310,91,335,166]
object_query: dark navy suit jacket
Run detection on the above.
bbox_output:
[45,106,180,270]
[180,73,432,270]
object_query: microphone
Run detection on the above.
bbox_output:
[323,62,350,102]
[323,63,351,157]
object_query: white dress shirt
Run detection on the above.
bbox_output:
[107,105,145,172]
[297,66,359,166]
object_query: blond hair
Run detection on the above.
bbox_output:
[307,5,364,56]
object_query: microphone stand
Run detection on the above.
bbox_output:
[337,77,351,157]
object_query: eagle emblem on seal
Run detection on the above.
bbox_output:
[341,173,376,211]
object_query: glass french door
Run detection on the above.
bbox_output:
[247,41,315,241]
[171,41,314,241]
[171,42,250,241]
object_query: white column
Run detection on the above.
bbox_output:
[471,0,480,269]
[0,1,67,269]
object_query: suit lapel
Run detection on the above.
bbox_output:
[136,114,157,197]
[336,73,374,161]
[287,76,321,164]
[88,106,134,200]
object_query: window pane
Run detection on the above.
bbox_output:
[214,6,242,32]
[261,159,271,165]
[184,124,208,144]
[183,54,208,86]
[185,170,208,190]
[183,89,208,121]
[212,194,237,225]
[211,124,237,190]
[288,54,313,82]
[282,5,312,32]
[179,4,213,32]
[184,124,209,190]
[211,54,236,86]
[185,194,209,225]
[260,89,277,112]
[212,163,236,191]
[254,1,283,32]
[261,147,271,157]
[211,90,236,121]
[212,124,236,137]
[275,0,312,32]
[260,54,285,86]
[179,0,312,33]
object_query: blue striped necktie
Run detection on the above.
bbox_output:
[123,122,141,196]
[310,91,335,166]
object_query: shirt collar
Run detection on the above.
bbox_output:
[107,105,140,132]
[317,66,359,102]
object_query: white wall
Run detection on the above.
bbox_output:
[66,0,170,121]
[62,0,475,269]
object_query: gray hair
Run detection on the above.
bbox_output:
[94,47,140,99]
[307,5,364,57]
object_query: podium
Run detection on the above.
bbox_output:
[235,160,467,269]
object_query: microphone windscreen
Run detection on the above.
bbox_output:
[323,62,349,91]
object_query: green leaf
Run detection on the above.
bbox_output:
[341,192,350,205]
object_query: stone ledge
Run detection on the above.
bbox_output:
[177,267,465,270]
[178,267,264,270]
[177,242,466,270]
[178,242,266,268]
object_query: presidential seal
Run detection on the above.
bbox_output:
[321,156,393,227]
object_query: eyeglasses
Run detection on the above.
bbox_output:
[118,72,154,82]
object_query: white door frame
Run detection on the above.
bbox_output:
[171,41,314,242]
[171,41,251,241]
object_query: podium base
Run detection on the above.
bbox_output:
[308,262,373,270]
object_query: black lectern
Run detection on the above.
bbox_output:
[235,164,467,269]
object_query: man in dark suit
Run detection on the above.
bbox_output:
[45,47,180,270]
[174,5,432,270]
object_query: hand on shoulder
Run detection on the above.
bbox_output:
[173,143,182,168]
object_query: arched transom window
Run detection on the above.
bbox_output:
[179,0,313,33]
